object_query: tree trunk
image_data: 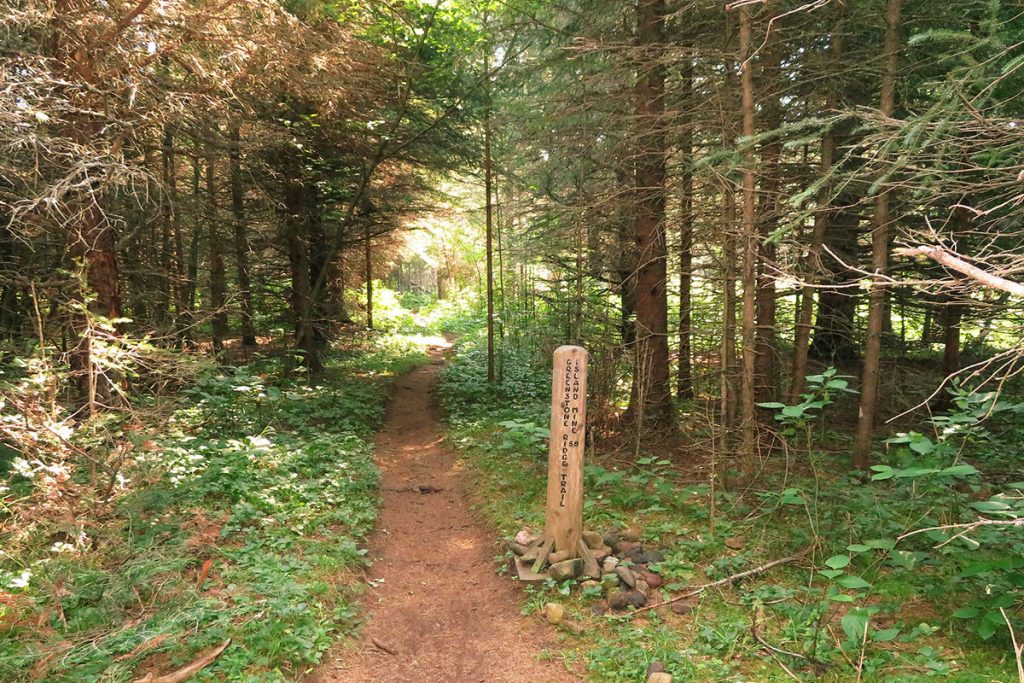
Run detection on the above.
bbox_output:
[854,0,902,468]
[810,203,860,361]
[306,185,330,348]
[790,11,845,402]
[69,198,123,412]
[617,167,637,350]
[754,1,782,404]
[677,49,694,400]
[185,157,203,323]
[738,5,758,455]
[722,188,738,430]
[283,168,322,372]
[365,221,374,330]
[628,0,673,426]
[52,4,124,411]
[942,302,964,380]
[229,125,257,347]
[484,59,496,382]
[206,141,228,357]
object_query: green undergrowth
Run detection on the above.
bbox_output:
[439,332,1019,682]
[0,333,426,682]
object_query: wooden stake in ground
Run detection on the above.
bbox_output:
[544,345,588,558]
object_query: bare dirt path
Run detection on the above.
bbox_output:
[311,343,581,683]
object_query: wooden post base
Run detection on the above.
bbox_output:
[513,535,601,583]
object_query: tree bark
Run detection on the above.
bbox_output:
[616,167,637,349]
[306,185,330,348]
[722,188,738,430]
[854,0,902,468]
[809,203,860,361]
[628,0,673,426]
[790,11,845,402]
[365,221,374,330]
[229,125,257,347]
[942,302,964,380]
[738,5,758,455]
[677,48,694,400]
[185,157,203,323]
[754,1,782,404]
[53,2,124,410]
[206,141,228,357]
[484,53,496,382]
[283,165,322,372]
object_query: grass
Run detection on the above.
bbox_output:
[0,333,426,682]
[438,332,1022,682]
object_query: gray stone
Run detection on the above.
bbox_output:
[613,540,641,556]
[648,674,672,683]
[580,550,601,580]
[549,558,583,582]
[608,589,647,611]
[725,535,746,550]
[603,530,620,547]
[638,569,664,588]
[635,579,650,595]
[559,619,585,635]
[544,602,565,625]
[515,528,539,546]
[601,556,619,573]
[670,600,694,615]
[510,542,530,556]
[646,661,665,676]
[548,549,571,564]
[513,556,550,585]
[621,526,643,542]
[592,545,612,561]
[615,566,637,588]
[629,547,665,564]
[582,530,604,550]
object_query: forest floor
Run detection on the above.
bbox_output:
[311,341,580,683]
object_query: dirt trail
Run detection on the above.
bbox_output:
[312,343,581,683]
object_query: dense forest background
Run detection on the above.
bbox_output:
[5,0,1024,681]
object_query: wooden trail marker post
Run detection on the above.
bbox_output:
[516,345,597,581]
[545,345,587,556]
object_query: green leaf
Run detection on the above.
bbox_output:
[756,402,786,409]
[940,464,980,477]
[846,544,871,553]
[909,437,935,455]
[870,465,894,481]
[952,607,980,619]
[865,538,897,551]
[971,500,1013,513]
[841,609,871,641]
[873,627,901,642]
[819,569,844,580]
[825,555,851,570]
[893,467,940,478]
[836,575,871,589]
[977,611,1005,640]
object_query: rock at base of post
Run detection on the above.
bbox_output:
[513,556,551,585]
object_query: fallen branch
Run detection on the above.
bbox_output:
[131,638,230,683]
[751,605,820,665]
[371,636,398,655]
[625,545,814,618]
[895,245,1024,297]
[898,517,1024,547]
